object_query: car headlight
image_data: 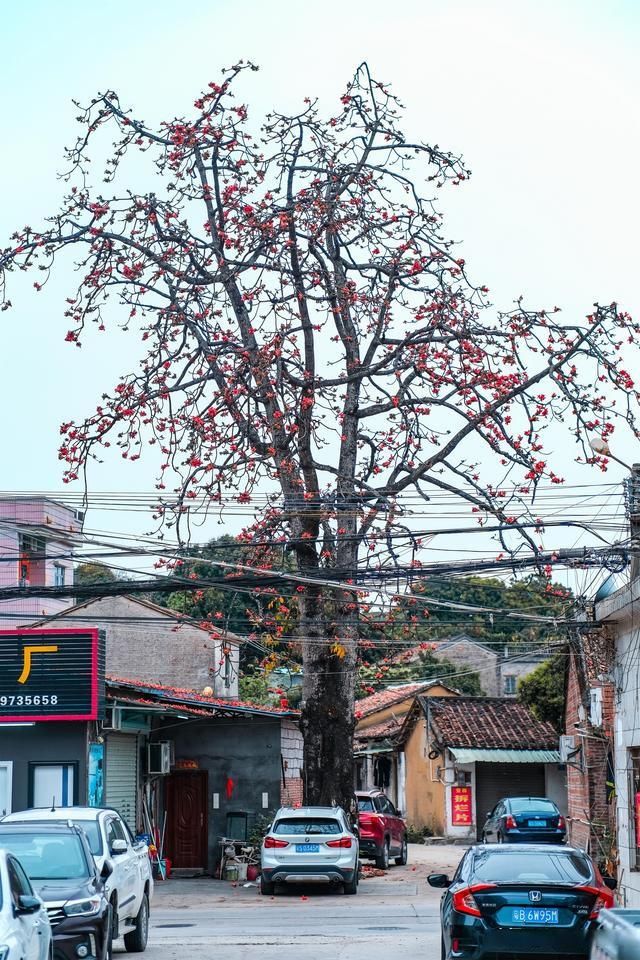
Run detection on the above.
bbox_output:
[64,896,103,917]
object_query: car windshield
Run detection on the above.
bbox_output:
[69,820,103,856]
[472,849,592,885]
[357,798,374,812]
[273,818,341,835]
[0,832,91,880]
[509,799,558,814]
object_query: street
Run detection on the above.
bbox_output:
[125,844,460,959]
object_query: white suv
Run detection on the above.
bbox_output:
[260,806,359,895]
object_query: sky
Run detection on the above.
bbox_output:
[0,0,638,577]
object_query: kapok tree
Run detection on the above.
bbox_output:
[2,62,639,811]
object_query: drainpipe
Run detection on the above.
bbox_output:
[398,751,406,815]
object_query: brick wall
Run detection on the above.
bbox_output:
[565,638,616,860]
[281,777,304,806]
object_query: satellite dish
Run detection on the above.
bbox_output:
[594,574,617,603]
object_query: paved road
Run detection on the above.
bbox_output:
[116,843,461,959]
[127,897,441,959]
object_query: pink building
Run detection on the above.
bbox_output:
[0,497,82,626]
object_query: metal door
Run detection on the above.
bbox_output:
[475,763,546,840]
[105,734,138,831]
[165,771,208,869]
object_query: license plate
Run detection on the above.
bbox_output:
[295,843,319,853]
[511,908,559,925]
[528,820,545,827]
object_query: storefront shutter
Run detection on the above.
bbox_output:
[104,733,138,830]
[475,762,546,840]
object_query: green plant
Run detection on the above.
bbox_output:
[405,823,434,844]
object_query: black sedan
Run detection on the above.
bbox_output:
[482,796,567,844]
[429,843,615,959]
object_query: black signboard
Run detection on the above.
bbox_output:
[0,628,105,722]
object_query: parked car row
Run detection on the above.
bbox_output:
[0,805,153,960]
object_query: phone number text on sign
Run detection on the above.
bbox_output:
[0,628,102,722]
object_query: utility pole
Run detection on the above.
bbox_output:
[626,464,640,582]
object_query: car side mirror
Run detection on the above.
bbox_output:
[603,876,617,890]
[427,873,451,888]
[110,838,128,856]
[101,859,114,880]
[395,809,402,817]
[16,894,41,915]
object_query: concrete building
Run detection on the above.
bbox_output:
[592,579,640,904]
[33,594,241,698]
[0,497,81,626]
[392,634,550,697]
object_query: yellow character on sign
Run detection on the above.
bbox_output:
[18,645,58,684]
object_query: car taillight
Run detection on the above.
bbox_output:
[452,884,496,917]
[326,837,353,848]
[557,816,566,830]
[504,815,517,830]
[264,836,289,848]
[581,885,615,919]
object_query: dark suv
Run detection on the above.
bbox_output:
[356,790,407,868]
[0,821,113,960]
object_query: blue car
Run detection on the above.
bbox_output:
[429,843,616,959]
[482,796,567,844]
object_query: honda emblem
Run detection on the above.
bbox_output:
[529,890,542,903]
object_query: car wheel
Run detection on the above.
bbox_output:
[375,839,390,870]
[344,871,358,895]
[105,923,114,960]
[110,896,119,941]
[124,893,149,952]
[260,875,275,895]
[395,836,408,866]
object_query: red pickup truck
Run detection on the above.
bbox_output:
[356,789,408,869]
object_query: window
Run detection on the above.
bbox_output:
[7,857,32,908]
[53,564,66,587]
[630,749,640,870]
[503,675,517,695]
[472,850,592,884]
[0,831,90,881]
[273,818,341,835]
[29,763,77,808]
[106,817,127,851]
[357,797,374,812]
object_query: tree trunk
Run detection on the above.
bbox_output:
[299,586,358,813]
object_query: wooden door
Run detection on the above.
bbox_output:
[165,771,208,869]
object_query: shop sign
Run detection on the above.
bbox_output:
[0,628,104,722]
[451,785,473,826]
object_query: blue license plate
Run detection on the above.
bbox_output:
[295,843,319,853]
[511,908,559,925]
[528,820,545,827]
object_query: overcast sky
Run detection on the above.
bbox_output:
[0,0,638,572]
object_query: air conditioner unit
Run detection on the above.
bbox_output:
[102,706,123,732]
[559,735,576,763]
[148,742,172,775]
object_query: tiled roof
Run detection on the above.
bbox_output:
[106,675,299,719]
[425,696,557,751]
[355,682,442,719]
[354,717,402,743]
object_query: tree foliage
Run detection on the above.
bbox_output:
[517,653,566,730]
[3,62,638,808]
[358,649,482,697]
[74,561,121,585]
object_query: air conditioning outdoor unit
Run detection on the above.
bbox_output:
[559,735,576,763]
[148,741,172,775]
[102,706,123,732]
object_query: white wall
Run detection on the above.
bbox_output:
[545,765,568,816]
[598,581,640,906]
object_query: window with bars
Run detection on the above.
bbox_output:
[503,675,517,695]
[630,749,640,870]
